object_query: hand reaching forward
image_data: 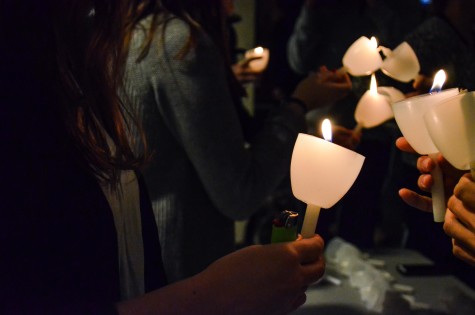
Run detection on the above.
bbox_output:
[395,137,463,212]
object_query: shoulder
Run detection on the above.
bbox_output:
[406,17,453,42]
[130,14,193,56]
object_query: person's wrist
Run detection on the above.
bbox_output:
[283,96,308,114]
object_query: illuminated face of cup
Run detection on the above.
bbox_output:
[354,74,394,128]
[290,133,365,209]
[342,36,382,76]
[381,42,420,83]
[424,91,474,170]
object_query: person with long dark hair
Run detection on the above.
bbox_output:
[0,1,325,314]
[124,0,350,282]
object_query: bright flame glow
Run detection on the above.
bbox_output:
[254,46,264,55]
[430,69,446,93]
[322,119,332,142]
[369,74,378,94]
[370,37,378,49]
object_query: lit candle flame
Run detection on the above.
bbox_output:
[430,69,446,93]
[369,74,378,95]
[370,37,378,50]
[254,46,264,55]
[322,119,332,142]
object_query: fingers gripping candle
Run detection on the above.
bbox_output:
[290,120,365,238]
[392,70,460,222]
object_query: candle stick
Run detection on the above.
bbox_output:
[429,152,445,222]
[301,204,321,239]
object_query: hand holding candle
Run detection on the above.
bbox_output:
[244,46,270,73]
[290,120,365,238]
[392,70,460,222]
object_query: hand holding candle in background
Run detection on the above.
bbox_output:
[244,46,270,73]
[292,66,352,110]
[395,137,463,213]
[232,56,263,85]
[396,137,475,267]
[232,47,270,85]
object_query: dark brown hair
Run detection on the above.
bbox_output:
[1,0,148,185]
[135,0,245,99]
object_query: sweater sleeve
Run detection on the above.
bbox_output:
[287,6,325,75]
[139,18,306,220]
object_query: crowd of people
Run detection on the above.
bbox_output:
[1,0,474,314]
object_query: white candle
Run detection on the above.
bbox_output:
[244,46,270,72]
[424,91,474,178]
[392,70,460,222]
[342,36,382,76]
[354,74,394,134]
[291,120,365,238]
[381,41,420,83]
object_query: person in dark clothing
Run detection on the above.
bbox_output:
[0,1,325,314]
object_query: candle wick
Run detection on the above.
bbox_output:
[429,87,441,94]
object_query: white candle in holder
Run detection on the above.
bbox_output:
[291,120,365,238]
[354,74,395,135]
[392,70,460,222]
[342,36,382,76]
[424,91,474,177]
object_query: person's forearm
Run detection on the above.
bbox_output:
[117,273,225,315]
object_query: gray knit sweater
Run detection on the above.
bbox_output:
[125,15,306,282]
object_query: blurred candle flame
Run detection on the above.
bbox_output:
[254,46,264,55]
[369,74,378,95]
[430,69,446,93]
[322,119,332,142]
[370,37,378,50]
